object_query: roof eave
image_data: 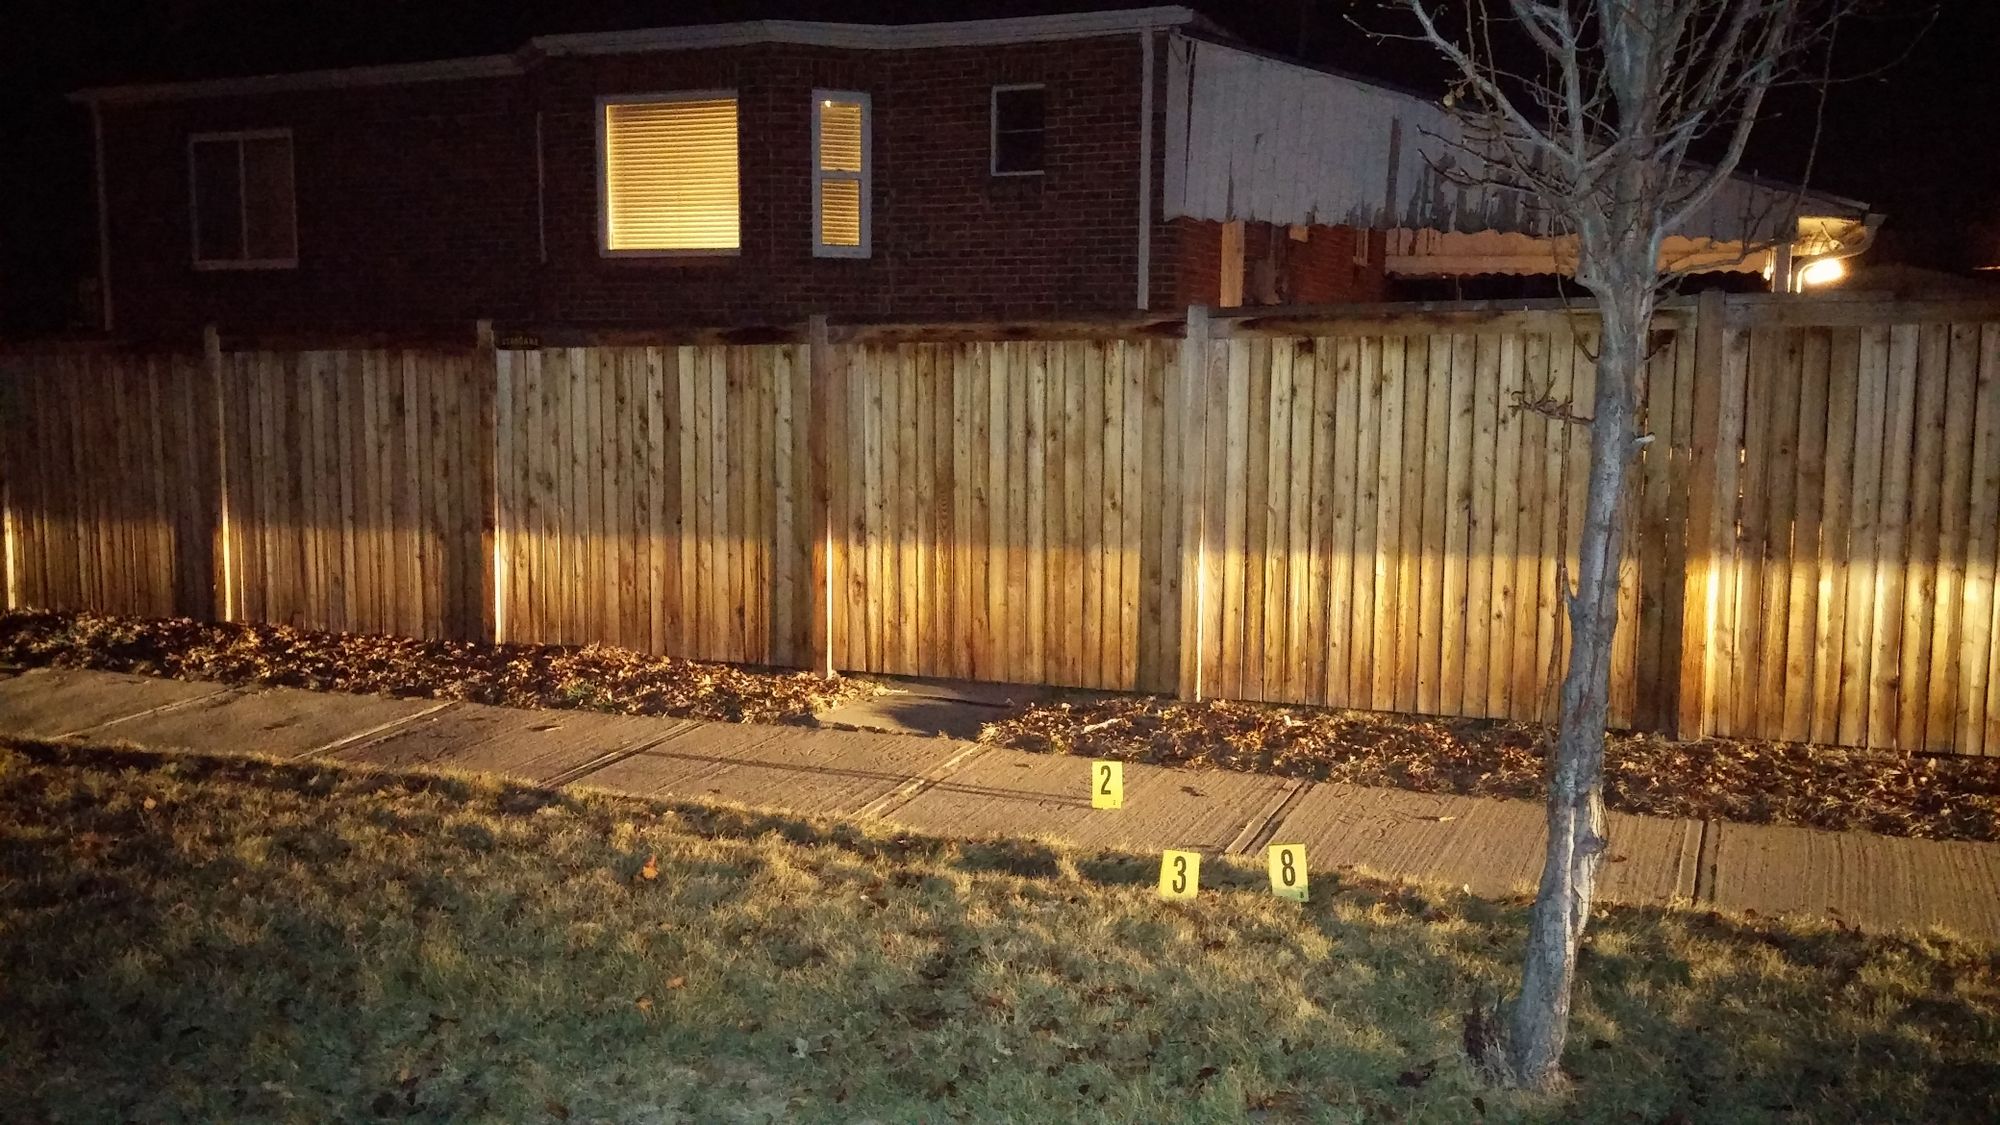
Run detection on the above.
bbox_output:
[71,7,1210,105]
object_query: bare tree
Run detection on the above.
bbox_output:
[1389,0,1867,1091]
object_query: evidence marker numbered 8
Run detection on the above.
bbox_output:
[1266,843,1309,902]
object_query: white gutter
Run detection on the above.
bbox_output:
[534,9,1205,56]
[90,100,113,331]
[1135,30,1155,310]
[71,54,522,106]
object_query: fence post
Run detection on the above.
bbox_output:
[0,361,12,614]
[1675,290,1729,739]
[807,314,835,678]
[474,319,500,645]
[1176,306,1211,700]
[201,324,230,622]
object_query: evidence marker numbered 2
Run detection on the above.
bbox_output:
[1090,760,1124,809]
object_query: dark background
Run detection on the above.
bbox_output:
[3,0,1993,334]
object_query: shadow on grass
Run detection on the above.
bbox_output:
[4,735,1999,1124]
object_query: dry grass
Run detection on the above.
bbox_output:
[983,697,2000,843]
[3,738,1997,1124]
[0,610,869,725]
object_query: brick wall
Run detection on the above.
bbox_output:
[101,77,537,335]
[1288,224,1389,304]
[535,37,1152,326]
[1171,218,1223,308]
[98,34,1172,334]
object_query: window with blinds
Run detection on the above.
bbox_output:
[813,91,870,258]
[189,129,297,269]
[600,93,740,254]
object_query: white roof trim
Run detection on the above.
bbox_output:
[534,9,1202,56]
[72,54,523,105]
[72,8,1207,105]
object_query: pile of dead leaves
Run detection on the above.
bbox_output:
[0,610,869,724]
[981,697,2000,843]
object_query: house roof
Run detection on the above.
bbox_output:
[69,6,1210,106]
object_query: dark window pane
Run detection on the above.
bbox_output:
[241,136,296,261]
[994,87,1045,133]
[994,129,1044,174]
[191,139,243,262]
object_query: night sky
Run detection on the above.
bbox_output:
[3,0,1994,332]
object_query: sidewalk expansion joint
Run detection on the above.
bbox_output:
[297,701,457,761]
[1225,780,1310,856]
[62,684,240,738]
[546,726,702,789]
[855,742,990,821]
[1691,819,1719,907]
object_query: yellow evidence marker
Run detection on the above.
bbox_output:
[1091,760,1124,809]
[1158,850,1201,900]
[1266,843,1309,902]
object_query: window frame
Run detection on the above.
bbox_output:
[597,89,743,259]
[187,128,298,271]
[989,83,1048,178]
[811,88,872,259]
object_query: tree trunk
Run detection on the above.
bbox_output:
[1497,280,1649,1089]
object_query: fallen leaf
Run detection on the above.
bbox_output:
[665,976,686,990]
[639,854,659,882]
[1396,1059,1437,1088]
[635,997,653,1012]
[142,797,157,810]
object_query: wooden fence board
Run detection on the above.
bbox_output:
[1370,335,1406,712]
[1349,337,1383,707]
[1963,326,2000,754]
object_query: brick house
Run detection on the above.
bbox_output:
[72,6,1861,336]
[74,6,1396,336]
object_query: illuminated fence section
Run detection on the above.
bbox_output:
[3,294,1998,753]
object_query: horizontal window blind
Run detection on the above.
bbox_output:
[604,97,739,252]
[818,100,863,174]
[819,179,862,247]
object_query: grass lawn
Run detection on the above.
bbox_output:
[3,740,1997,1124]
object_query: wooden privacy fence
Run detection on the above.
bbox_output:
[3,293,1998,754]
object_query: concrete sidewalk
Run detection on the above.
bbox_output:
[4,666,1997,943]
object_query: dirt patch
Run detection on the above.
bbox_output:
[0,610,870,725]
[980,696,2000,843]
